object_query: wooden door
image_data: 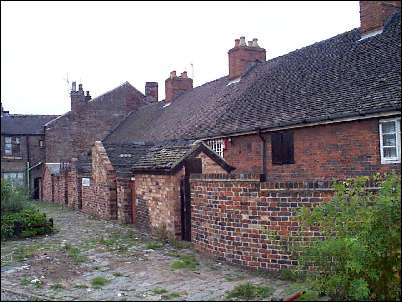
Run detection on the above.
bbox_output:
[180,158,202,241]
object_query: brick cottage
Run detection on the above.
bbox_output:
[2,1,400,271]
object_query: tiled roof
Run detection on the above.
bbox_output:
[104,12,400,143]
[103,140,234,175]
[1,114,59,135]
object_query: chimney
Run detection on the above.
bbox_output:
[359,1,401,36]
[71,82,89,112]
[145,82,158,102]
[165,70,193,103]
[228,36,266,80]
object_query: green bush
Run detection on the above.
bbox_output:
[1,179,29,214]
[1,207,53,241]
[296,173,401,301]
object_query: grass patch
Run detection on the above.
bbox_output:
[169,239,192,250]
[64,243,87,264]
[13,246,37,261]
[152,287,169,295]
[224,273,245,282]
[279,268,306,281]
[225,282,273,300]
[74,283,89,289]
[161,291,183,300]
[91,276,110,288]
[50,283,65,290]
[20,276,30,286]
[171,254,199,271]
[145,241,164,250]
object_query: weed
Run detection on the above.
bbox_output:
[64,243,87,264]
[152,288,169,295]
[161,291,182,300]
[145,241,164,250]
[225,282,273,300]
[171,254,199,271]
[169,239,192,250]
[20,277,30,286]
[91,276,110,288]
[113,272,123,277]
[74,284,88,289]
[13,246,36,262]
[50,283,65,290]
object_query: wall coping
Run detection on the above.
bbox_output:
[190,173,382,190]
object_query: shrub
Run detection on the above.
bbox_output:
[1,207,53,241]
[1,179,29,214]
[296,173,401,301]
[225,282,273,300]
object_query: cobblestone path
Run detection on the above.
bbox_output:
[1,201,298,301]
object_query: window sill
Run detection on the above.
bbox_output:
[381,159,401,165]
[2,156,23,160]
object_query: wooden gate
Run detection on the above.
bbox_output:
[180,158,202,241]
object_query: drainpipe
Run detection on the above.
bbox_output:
[257,128,267,182]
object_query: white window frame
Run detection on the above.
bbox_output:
[379,117,401,164]
[206,139,225,158]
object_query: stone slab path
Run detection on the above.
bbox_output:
[1,202,299,301]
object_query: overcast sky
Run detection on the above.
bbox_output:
[1,1,360,115]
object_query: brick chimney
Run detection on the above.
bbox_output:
[164,71,193,103]
[71,82,89,112]
[359,1,401,36]
[145,82,158,102]
[228,36,266,80]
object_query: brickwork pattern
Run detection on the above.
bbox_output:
[191,174,340,271]
[117,177,132,224]
[223,119,401,181]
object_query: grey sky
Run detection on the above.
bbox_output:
[1,1,360,115]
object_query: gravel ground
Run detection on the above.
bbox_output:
[1,201,298,301]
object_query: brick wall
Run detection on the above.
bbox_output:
[117,177,132,224]
[196,153,228,174]
[66,159,80,209]
[42,165,53,202]
[223,118,401,181]
[45,114,74,163]
[191,174,338,271]
[81,142,117,220]
[134,170,184,238]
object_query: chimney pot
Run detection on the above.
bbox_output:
[78,84,83,91]
[239,36,246,46]
[85,91,91,101]
[248,41,253,47]
[181,71,188,78]
[72,82,76,91]
[234,39,240,47]
[252,38,259,47]
[170,71,177,79]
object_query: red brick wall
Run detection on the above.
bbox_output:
[191,174,337,271]
[360,1,401,34]
[42,165,53,202]
[81,142,117,220]
[66,160,80,209]
[117,177,132,224]
[223,118,401,181]
[134,170,184,238]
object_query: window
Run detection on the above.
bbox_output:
[206,139,224,158]
[379,118,401,164]
[3,136,21,156]
[271,131,294,165]
[2,172,25,187]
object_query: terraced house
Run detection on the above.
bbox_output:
[5,1,399,271]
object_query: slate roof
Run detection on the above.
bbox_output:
[1,114,59,135]
[104,12,401,144]
[103,140,234,175]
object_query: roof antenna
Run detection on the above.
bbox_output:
[63,73,70,96]
[190,62,194,83]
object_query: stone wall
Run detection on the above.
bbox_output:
[223,118,401,181]
[191,173,338,271]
